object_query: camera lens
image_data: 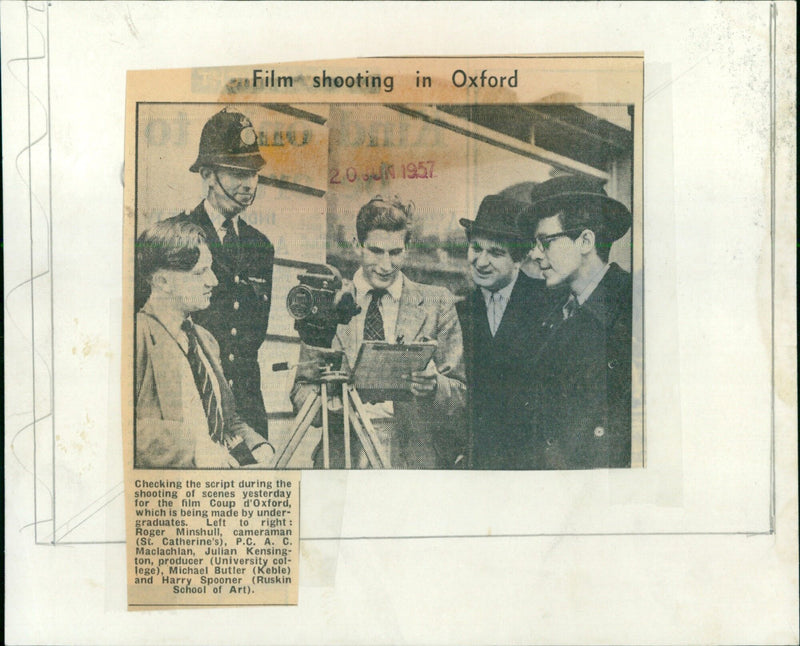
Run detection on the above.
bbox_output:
[286,284,316,319]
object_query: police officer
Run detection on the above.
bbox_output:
[180,108,274,441]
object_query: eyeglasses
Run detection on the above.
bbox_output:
[533,228,587,251]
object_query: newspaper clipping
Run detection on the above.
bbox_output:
[123,55,644,608]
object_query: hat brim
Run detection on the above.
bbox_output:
[524,192,632,241]
[190,153,266,174]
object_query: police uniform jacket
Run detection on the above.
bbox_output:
[182,202,274,435]
[532,263,632,469]
[457,272,559,469]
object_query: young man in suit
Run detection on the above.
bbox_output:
[457,194,559,469]
[291,196,467,469]
[180,108,274,441]
[135,217,274,469]
[522,175,633,469]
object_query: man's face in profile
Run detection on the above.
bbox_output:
[530,215,582,288]
[360,229,407,290]
[467,236,518,292]
[160,245,218,315]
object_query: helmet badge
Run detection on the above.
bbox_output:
[240,127,257,146]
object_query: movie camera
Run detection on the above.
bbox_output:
[286,264,348,323]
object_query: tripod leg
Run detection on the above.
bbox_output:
[342,385,352,469]
[321,383,330,469]
[346,386,387,469]
[274,392,322,468]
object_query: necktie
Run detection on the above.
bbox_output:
[488,291,503,336]
[562,294,579,320]
[363,288,387,341]
[221,218,239,253]
[181,320,224,443]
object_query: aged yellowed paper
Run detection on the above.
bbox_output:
[123,55,642,608]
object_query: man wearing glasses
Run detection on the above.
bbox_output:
[522,175,633,469]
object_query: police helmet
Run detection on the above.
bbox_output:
[189,108,266,173]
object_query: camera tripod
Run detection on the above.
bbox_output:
[274,364,387,469]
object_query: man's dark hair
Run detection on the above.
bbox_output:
[355,195,413,245]
[135,216,207,307]
[466,231,531,263]
[550,198,612,263]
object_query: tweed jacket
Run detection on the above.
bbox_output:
[291,276,467,468]
[135,309,265,468]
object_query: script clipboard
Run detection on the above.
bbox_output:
[351,341,437,402]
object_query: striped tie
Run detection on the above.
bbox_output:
[181,320,224,443]
[363,288,387,341]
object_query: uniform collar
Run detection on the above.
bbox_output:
[204,198,239,237]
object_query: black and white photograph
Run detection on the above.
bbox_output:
[133,100,640,470]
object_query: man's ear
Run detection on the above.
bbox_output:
[150,270,171,294]
[577,229,596,256]
[199,167,214,182]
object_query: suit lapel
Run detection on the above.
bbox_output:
[395,279,427,342]
[145,320,187,422]
[492,277,530,344]
[336,317,359,366]
[469,289,492,339]
[534,270,625,363]
[579,264,626,328]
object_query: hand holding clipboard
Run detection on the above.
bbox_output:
[351,340,438,402]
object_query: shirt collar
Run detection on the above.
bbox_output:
[204,198,239,237]
[353,268,404,301]
[573,263,610,305]
[480,267,519,307]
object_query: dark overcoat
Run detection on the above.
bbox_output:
[457,272,558,470]
[532,263,632,469]
[181,202,274,439]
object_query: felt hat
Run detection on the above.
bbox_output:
[520,175,632,241]
[459,194,528,240]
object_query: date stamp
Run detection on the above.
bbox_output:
[329,160,436,185]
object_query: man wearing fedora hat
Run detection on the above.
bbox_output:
[457,194,561,469]
[521,175,633,469]
[179,108,275,442]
